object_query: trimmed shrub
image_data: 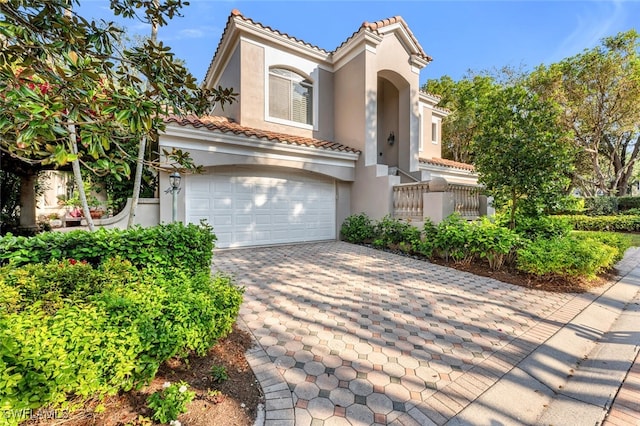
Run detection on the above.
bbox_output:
[433,214,474,263]
[571,231,632,263]
[548,196,585,215]
[0,258,243,419]
[340,213,376,244]
[495,213,572,241]
[583,197,619,216]
[372,216,421,251]
[468,218,520,270]
[618,196,640,212]
[620,208,640,216]
[558,215,640,232]
[517,235,618,279]
[0,222,216,272]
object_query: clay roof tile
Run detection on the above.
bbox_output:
[164,115,360,155]
[420,157,475,171]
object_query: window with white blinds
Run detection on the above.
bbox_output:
[269,68,313,125]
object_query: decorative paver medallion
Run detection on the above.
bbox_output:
[214,242,592,425]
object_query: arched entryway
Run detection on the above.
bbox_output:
[376,70,410,170]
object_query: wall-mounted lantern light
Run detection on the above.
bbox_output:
[387,132,395,146]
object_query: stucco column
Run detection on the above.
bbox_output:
[19,172,38,231]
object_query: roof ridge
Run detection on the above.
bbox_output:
[334,14,431,61]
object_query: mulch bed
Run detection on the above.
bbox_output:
[25,325,263,426]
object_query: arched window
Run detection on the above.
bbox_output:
[269,68,313,125]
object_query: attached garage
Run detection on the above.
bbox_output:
[186,167,336,248]
[160,115,359,248]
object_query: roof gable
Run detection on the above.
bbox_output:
[204,10,432,85]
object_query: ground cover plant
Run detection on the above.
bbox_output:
[340,213,633,292]
[0,223,254,425]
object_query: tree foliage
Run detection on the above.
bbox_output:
[423,75,499,163]
[0,0,235,230]
[473,85,575,229]
[528,30,640,196]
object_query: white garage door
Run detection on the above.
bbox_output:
[186,168,336,248]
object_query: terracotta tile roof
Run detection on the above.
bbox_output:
[205,10,329,81]
[164,115,360,154]
[206,10,432,82]
[420,157,475,171]
[360,16,432,62]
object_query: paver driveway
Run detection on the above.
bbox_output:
[213,242,601,425]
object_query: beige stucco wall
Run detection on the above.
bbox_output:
[235,38,333,141]
[351,159,400,220]
[334,51,367,154]
[239,40,266,129]
[336,181,351,237]
[216,44,241,121]
[420,105,441,160]
[316,68,334,141]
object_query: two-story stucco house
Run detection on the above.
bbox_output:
[155,10,479,248]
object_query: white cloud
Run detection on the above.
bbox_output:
[161,25,219,41]
[547,0,625,63]
[179,28,206,38]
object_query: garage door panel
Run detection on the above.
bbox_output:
[187,170,336,248]
[213,215,233,226]
[189,198,211,211]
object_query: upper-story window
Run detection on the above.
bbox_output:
[269,67,313,125]
[431,118,440,144]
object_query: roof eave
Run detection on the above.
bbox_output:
[162,123,361,162]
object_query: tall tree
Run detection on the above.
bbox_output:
[528,30,640,196]
[473,85,575,229]
[0,0,235,231]
[424,74,499,163]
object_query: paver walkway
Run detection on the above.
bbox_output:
[213,242,640,425]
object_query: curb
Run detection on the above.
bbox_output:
[447,252,640,425]
[239,318,295,426]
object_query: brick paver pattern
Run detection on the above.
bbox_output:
[213,242,597,425]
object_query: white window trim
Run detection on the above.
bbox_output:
[432,117,441,145]
[262,42,319,131]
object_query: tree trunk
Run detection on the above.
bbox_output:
[127,135,146,228]
[128,1,158,228]
[509,189,517,230]
[68,123,95,231]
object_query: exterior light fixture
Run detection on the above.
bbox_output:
[165,171,181,222]
[387,132,395,145]
[169,171,181,190]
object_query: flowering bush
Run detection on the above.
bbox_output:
[147,381,195,424]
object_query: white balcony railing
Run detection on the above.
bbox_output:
[392,182,429,221]
[393,181,481,221]
[449,183,480,219]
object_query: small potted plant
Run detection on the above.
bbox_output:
[48,212,63,228]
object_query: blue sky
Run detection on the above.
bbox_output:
[79,1,640,85]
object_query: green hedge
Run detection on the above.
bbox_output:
[0,222,216,272]
[557,215,640,232]
[0,258,243,422]
[618,196,640,211]
[341,213,629,280]
[517,234,619,279]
